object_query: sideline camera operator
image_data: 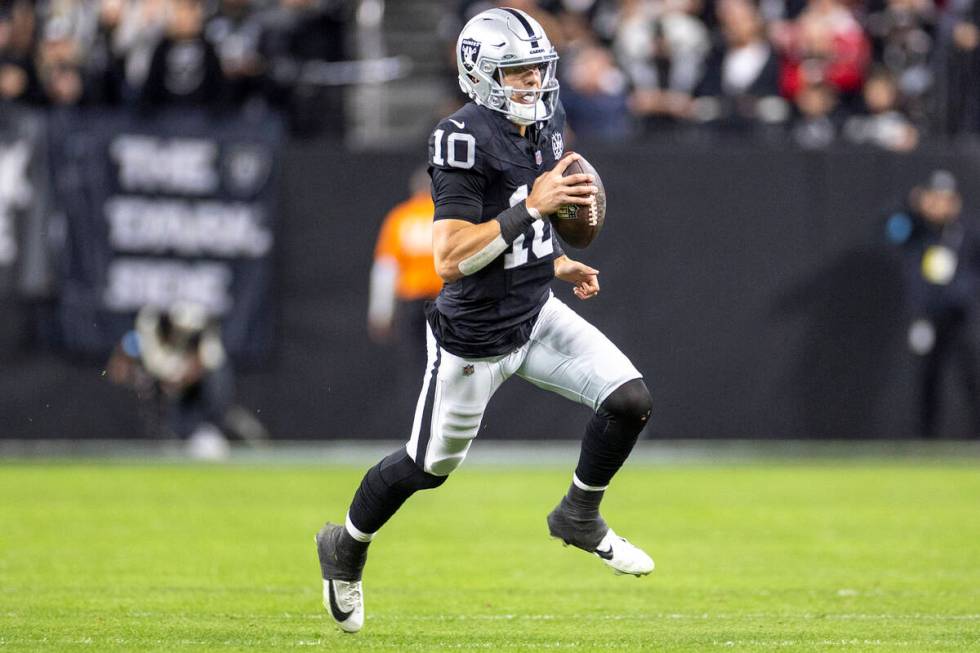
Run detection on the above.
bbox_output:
[106,302,267,458]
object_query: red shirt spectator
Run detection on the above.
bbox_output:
[776,0,871,100]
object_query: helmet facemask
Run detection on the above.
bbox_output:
[490,60,560,126]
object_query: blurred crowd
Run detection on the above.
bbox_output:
[448,0,980,149]
[6,0,980,147]
[0,0,355,136]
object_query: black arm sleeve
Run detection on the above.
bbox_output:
[553,229,565,257]
[430,167,486,222]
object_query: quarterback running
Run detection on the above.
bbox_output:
[315,7,654,633]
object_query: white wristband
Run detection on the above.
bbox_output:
[527,207,541,220]
[458,235,509,276]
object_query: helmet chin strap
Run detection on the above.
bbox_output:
[497,70,545,125]
[506,98,546,126]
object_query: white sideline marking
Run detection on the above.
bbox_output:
[376,612,980,622]
[121,610,980,623]
[3,438,980,465]
[20,636,973,649]
[117,611,980,622]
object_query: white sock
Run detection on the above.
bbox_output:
[572,473,608,492]
[345,512,375,543]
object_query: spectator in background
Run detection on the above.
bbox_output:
[35,20,85,106]
[693,0,789,132]
[107,303,268,459]
[759,0,808,24]
[78,0,127,105]
[260,0,356,138]
[139,0,225,111]
[864,0,935,125]
[775,0,870,106]
[843,67,919,150]
[791,78,839,147]
[548,0,622,45]
[110,0,170,102]
[45,0,157,104]
[554,5,595,55]
[616,0,711,130]
[205,0,267,111]
[0,0,40,105]
[367,168,442,419]
[936,0,980,134]
[560,43,632,139]
[33,17,117,107]
[885,170,980,438]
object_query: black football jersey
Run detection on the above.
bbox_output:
[426,101,567,358]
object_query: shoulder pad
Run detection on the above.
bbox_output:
[428,104,497,174]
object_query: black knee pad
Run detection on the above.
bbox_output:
[599,379,653,433]
[377,450,448,492]
[574,380,652,488]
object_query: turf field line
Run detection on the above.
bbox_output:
[2,636,975,649]
[4,611,976,622]
[0,640,576,650]
[2,438,980,464]
[707,639,970,648]
[366,612,980,621]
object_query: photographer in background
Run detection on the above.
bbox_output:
[107,302,267,459]
[886,170,980,438]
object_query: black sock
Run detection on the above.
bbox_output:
[336,529,370,571]
[562,483,605,519]
[552,482,609,550]
[347,449,448,535]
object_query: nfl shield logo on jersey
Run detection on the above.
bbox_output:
[551,133,564,159]
[462,364,475,377]
[460,38,481,72]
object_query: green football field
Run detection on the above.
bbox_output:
[2,457,979,651]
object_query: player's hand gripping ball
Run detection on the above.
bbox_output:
[551,152,606,249]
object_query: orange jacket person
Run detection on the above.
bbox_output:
[368,169,442,344]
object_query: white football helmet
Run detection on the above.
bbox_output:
[456,7,560,126]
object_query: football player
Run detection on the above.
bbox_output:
[316,7,654,633]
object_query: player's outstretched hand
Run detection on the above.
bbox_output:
[526,153,597,216]
[555,255,599,301]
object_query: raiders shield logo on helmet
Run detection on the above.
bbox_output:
[460,38,481,72]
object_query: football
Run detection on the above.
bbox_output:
[551,152,606,249]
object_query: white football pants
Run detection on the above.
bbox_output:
[405,294,642,476]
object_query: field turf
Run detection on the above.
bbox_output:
[1,458,979,651]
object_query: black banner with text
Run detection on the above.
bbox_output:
[49,109,283,362]
[0,108,54,301]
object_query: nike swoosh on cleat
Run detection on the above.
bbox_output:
[594,546,614,561]
[448,119,465,129]
[328,581,353,622]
